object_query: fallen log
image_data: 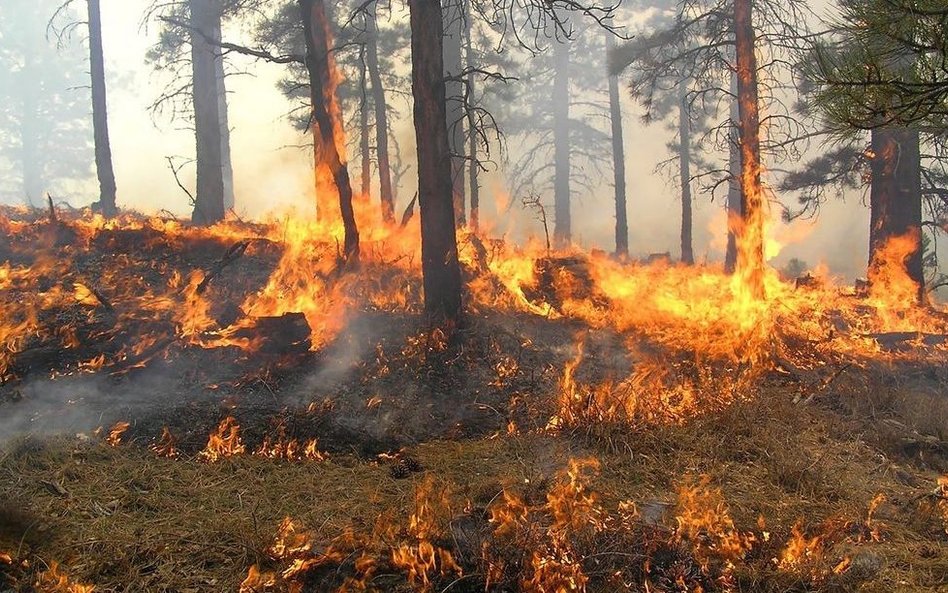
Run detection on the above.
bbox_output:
[867,332,948,352]
[230,313,312,356]
[197,239,252,295]
[523,255,609,310]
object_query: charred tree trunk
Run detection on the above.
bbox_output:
[409,0,462,322]
[87,0,117,216]
[443,0,466,225]
[553,37,571,246]
[606,34,628,256]
[733,0,765,297]
[211,14,235,211]
[365,4,395,223]
[299,0,359,261]
[724,77,741,273]
[869,127,924,301]
[678,82,694,265]
[464,0,479,231]
[189,0,225,225]
[359,43,372,198]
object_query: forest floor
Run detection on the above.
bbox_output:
[0,208,946,592]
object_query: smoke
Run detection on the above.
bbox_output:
[0,0,942,300]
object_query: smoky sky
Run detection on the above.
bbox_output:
[0,0,943,295]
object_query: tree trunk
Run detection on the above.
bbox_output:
[211,12,235,211]
[724,74,741,273]
[552,37,571,246]
[365,4,395,223]
[869,127,924,302]
[733,0,765,297]
[409,0,462,323]
[606,34,628,256]
[464,0,479,231]
[299,0,359,261]
[189,0,225,225]
[678,82,693,265]
[359,43,371,198]
[87,0,117,216]
[442,0,466,225]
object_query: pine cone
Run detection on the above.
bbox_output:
[390,459,411,479]
[401,455,423,473]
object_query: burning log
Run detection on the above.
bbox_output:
[645,252,672,265]
[196,239,252,295]
[868,332,948,352]
[231,312,312,356]
[523,256,609,311]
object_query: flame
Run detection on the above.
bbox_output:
[255,426,327,462]
[198,417,245,462]
[777,521,823,570]
[0,197,945,423]
[150,427,179,458]
[34,561,95,593]
[675,475,753,569]
[105,421,130,447]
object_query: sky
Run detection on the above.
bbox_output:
[4,0,938,290]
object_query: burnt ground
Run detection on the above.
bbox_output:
[0,212,947,592]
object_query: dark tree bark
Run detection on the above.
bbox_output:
[211,13,235,211]
[442,0,466,225]
[365,4,395,223]
[87,0,117,216]
[189,0,225,225]
[724,77,741,273]
[733,0,765,297]
[869,127,925,301]
[606,34,628,256]
[464,0,479,231]
[409,0,463,322]
[359,44,371,198]
[678,82,694,265]
[552,37,571,246]
[299,0,359,261]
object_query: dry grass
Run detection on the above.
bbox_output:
[1,381,946,592]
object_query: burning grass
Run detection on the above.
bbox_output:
[1,386,947,592]
[1,206,947,592]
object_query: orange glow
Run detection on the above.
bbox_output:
[34,561,95,593]
[777,522,823,570]
[106,421,130,447]
[150,427,179,459]
[198,417,246,462]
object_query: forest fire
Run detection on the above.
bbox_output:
[1,204,942,387]
[3,0,948,589]
[3,199,944,593]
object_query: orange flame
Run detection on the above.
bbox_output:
[106,421,130,447]
[198,417,245,462]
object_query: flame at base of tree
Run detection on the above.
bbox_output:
[0,200,944,397]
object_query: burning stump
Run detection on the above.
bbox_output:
[523,256,609,311]
[231,313,312,356]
